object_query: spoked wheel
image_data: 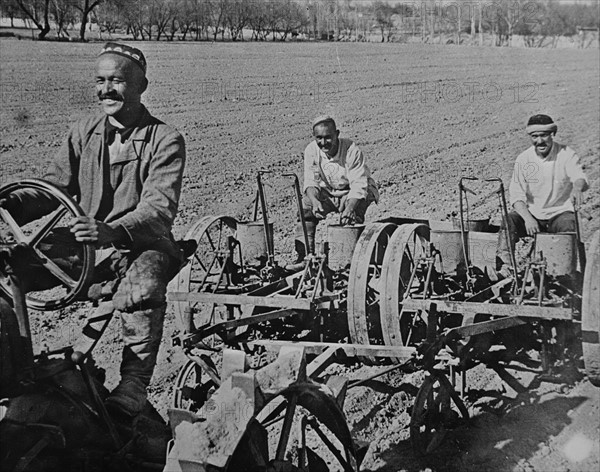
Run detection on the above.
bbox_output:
[172,358,219,412]
[582,229,600,387]
[410,371,469,456]
[174,215,240,332]
[0,179,94,311]
[228,382,359,472]
[380,224,430,350]
[347,222,397,363]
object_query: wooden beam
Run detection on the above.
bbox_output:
[246,340,417,360]
[402,299,573,321]
[169,291,335,310]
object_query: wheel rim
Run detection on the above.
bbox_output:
[381,224,430,348]
[172,358,217,412]
[347,222,397,363]
[174,215,239,331]
[228,382,358,472]
[582,229,600,387]
[0,179,94,311]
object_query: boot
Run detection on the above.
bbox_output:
[105,305,165,417]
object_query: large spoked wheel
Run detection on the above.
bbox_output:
[380,224,430,349]
[0,179,94,311]
[174,215,239,331]
[347,222,397,363]
[582,229,600,387]
[172,358,218,412]
[228,382,359,472]
[410,372,469,456]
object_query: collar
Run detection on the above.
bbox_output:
[105,118,137,143]
[101,105,149,141]
[320,146,340,162]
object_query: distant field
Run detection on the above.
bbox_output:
[1,39,598,243]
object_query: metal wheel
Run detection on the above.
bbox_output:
[347,222,397,363]
[0,179,94,311]
[174,215,240,331]
[410,372,469,456]
[172,358,218,413]
[380,224,430,349]
[227,382,359,472]
[582,229,600,387]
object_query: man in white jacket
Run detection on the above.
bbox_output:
[292,115,379,265]
[497,114,588,274]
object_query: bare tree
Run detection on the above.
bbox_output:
[171,0,202,40]
[51,0,76,38]
[224,0,251,40]
[373,1,393,42]
[210,0,228,40]
[248,0,270,40]
[114,0,145,39]
[277,0,309,40]
[94,0,122,38]
[151,0,175,41]
[0,0,22,27]
[14,0,51,39]
[73,0,104,41]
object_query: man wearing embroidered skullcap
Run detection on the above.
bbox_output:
[496,114,588,276]
[288,115,379,270]
[0,43,186,417]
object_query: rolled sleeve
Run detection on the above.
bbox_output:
[565,149,588,184]
[346,145,369,200]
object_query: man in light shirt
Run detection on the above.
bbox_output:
[497,114,588,274]
[291,115,379,267]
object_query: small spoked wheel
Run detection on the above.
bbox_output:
[174,215,239,331]
[380,224,430,350]
[172,358,218,413]
[227,381,359,472]
[410,371,469,456]
[347,222,397,363]
[0,179,94,311]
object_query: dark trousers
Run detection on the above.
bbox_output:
[496,210,576,268]
[21,232,180,387]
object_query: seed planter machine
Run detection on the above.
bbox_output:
[165,175,600,471]
[0,176,597,472]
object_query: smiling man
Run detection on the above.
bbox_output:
[1,43,186,417]
[290,115,379,267]
[496,114,588,275]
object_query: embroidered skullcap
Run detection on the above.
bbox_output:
[312,115,336,129]
[526,114,557,135]
[99,42,147,74]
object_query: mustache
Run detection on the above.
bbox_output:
[98,92,123,101]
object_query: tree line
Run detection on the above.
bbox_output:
[1,1,598,47]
